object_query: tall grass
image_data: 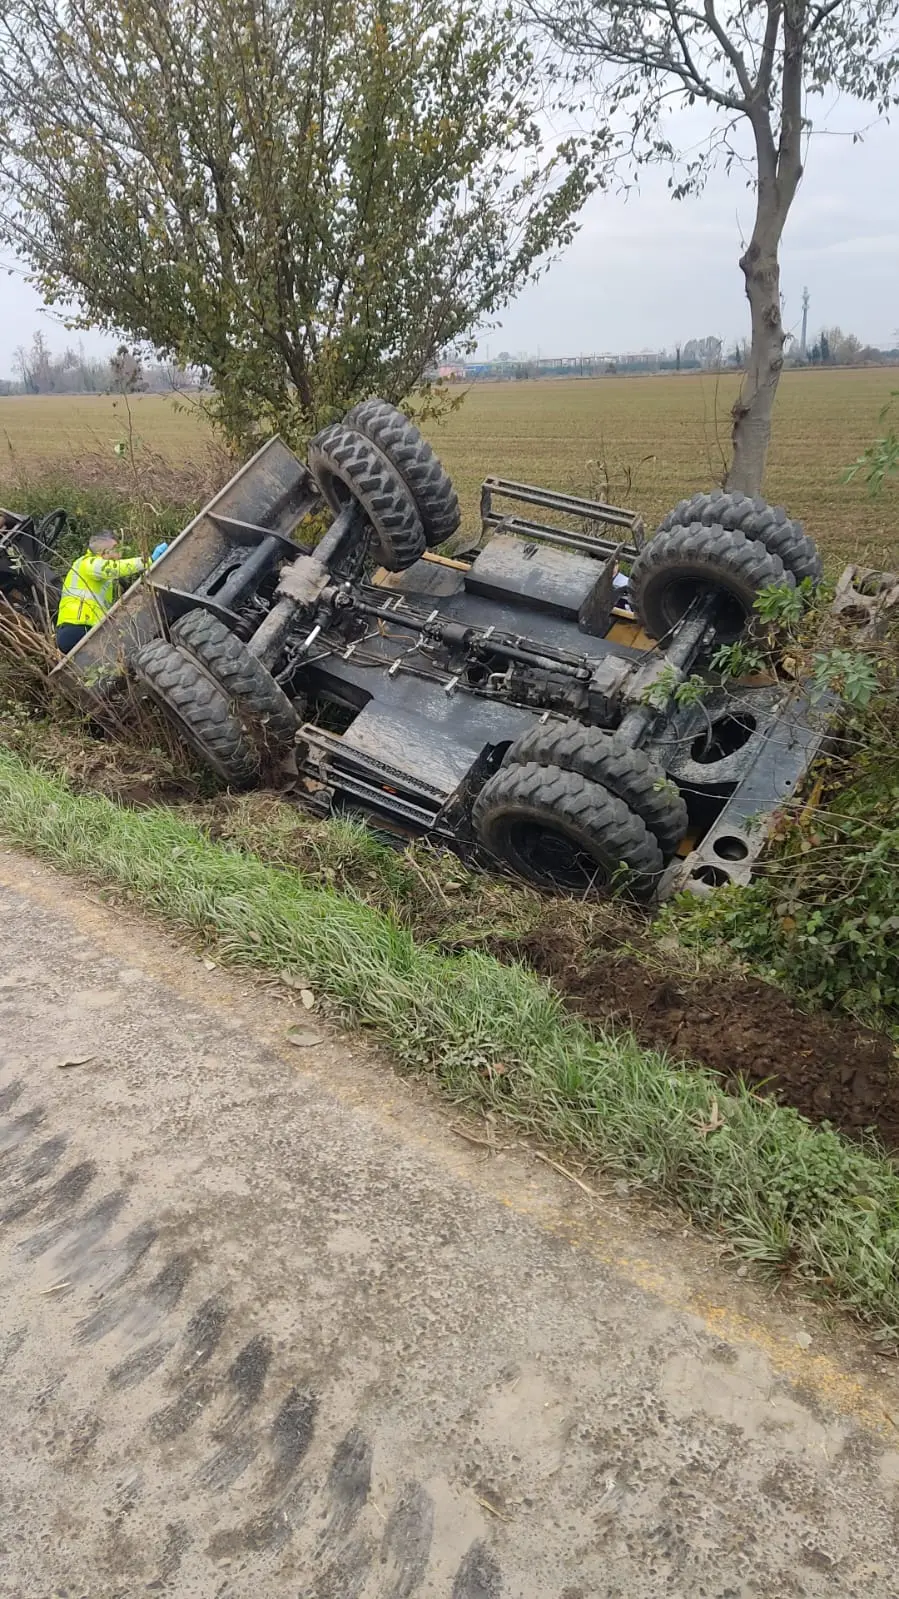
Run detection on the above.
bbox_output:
[2,746,899,1338]
[0,430,230,567]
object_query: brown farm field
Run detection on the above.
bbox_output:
[0,365,896,570]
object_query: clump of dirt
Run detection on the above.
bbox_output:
[493,930,899,1151]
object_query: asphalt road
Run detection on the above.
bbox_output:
[2,848,899,1599]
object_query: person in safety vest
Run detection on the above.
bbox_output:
[56,531,168,654]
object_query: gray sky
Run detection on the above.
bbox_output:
[478,108,899,358]
[0,107,896,373]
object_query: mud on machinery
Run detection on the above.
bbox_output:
[53,400,891,901]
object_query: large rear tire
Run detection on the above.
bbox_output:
[504,722,688,855]
[307,423,426,572]
[344,398,461,546]
[170,609,301,752]
[472,760,663,899]
[657,490,822,586]
[629,521,792,643]
[132,638,259,787]
[34,509,69,552]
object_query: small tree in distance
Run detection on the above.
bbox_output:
[109,347,146,396]
[526,0,899,495]
[0,0,603,451]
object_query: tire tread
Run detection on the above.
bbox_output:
[505,722,687,854]
[132,637,258,786]
[344,398,460,546]
[472,760,663,897]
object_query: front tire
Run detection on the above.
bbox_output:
[170,609,301,753]
[307,423,426,572]
[629,521,792,643]
[132,638,259,787]
[344,398,461,546]
[472,760,663,899]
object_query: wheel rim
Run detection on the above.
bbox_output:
[36,510,67,548]
[656,576,749,640]
[503,819,614,892]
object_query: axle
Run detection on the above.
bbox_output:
[616,593,720,748]
[248,501,365,667]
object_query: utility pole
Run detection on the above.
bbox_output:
[800,287,810,361]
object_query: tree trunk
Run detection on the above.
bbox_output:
[727,227,785,496]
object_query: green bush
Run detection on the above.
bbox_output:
[667,682,899,1027]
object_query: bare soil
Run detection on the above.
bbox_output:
[493,930,899,1151]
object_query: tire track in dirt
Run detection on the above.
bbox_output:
[0,1076,503,1595]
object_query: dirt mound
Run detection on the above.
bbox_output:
[492,933,899,1151]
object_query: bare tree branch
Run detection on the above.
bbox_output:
[702,0,755,95]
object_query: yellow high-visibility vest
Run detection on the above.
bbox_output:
[56,552,146,628]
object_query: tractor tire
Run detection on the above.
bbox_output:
[472,760,663,898]
[629,521,792,644]
[658,489,823,586]
[34,508,69,552]
[504,722,688,855]
[170,608,300,752]
[307,422,426,572]
[132,637,259,788]
[344,398,461,546]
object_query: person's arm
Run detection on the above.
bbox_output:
[86,554,147,580]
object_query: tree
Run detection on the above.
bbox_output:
[822,326,862,365]
[0,0,601,451]
[683,334,723,368]
[12,329,53,393]
[11,343,35,394]
[527,0,899,493]
[109,346,146,395]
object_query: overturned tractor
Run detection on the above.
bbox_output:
[53,402,881,901]
[1,505,68,628]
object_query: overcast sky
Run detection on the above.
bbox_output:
[478,107,899,359]
[0,104,895,373]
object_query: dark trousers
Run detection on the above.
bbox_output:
[56,622,92,654]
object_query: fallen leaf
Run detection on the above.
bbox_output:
[300,988,315,1010]
[696,1097,724,1136]
[286,1026,322,1049]
[57,1055,96,1069]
